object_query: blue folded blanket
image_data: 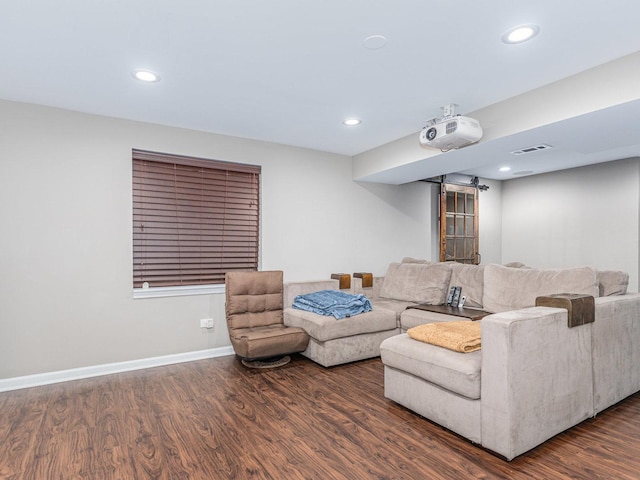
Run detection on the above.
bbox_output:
[292,290,372,319]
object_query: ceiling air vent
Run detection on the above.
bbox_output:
[510,144,553,156]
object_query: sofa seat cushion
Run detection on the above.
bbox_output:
[283,307,397,342]
[483,264,598,313]
[371,299,418,320]
[380,333,481,400]
[379,262,452,304]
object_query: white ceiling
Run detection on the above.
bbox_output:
[1,1,639,182]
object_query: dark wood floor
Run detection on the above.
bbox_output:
[1,355,639,480]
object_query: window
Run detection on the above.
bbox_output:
[439,183,479,264]
[132,149,260,290]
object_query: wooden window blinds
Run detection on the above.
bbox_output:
[132,149,260,288]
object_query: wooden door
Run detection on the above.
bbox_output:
[439,183,479,264]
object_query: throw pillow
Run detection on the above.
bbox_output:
[597,270,629,296]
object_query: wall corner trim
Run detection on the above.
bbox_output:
[0,346,235,393]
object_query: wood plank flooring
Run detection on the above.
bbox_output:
[1,354,639,479]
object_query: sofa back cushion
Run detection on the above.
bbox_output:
[597,270,629,296]
[448,263,485,308]
[380,262,452,304]
[482,264,598,313]
[401,257,432,264]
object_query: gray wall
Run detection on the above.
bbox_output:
[2,97,635,381]
[478,178,503,265]
[501,157,639,291]
[0,100,433,379]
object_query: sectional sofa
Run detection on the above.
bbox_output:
[284,258,640,460]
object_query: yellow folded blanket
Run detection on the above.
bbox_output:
[407,321,481,353]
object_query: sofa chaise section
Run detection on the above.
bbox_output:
[283,279,397,367]
[381,306,595,460]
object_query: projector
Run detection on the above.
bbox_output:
[419,115,483,151]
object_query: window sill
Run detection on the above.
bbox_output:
[133,284,225,299]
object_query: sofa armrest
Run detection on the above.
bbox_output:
[353,276,384,300]
[592,293,640,413]
[480,306,593,460]
[283,279,340,308]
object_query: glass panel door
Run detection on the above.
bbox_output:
[439,183,479,264]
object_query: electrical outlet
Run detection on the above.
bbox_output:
[200,318,214,329]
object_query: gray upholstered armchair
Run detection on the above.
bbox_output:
[225,270,310,366]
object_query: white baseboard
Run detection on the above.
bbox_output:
[0,346,235,393]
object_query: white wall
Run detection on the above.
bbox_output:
[6,97,632,382]
[478,178,503,265]
[501,157,640,291]
[0,100,433,379]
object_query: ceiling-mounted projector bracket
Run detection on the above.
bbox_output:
[441,103,459,120]
[423,103,459,128]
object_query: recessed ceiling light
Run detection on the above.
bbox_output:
[343,118,361,126]
[363,35,388,50]
[499,166,511,172]
[502,24,540,44]
[133,69,160,82]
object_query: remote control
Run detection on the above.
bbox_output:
[451,286,462,307]
[446,286,456,306]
